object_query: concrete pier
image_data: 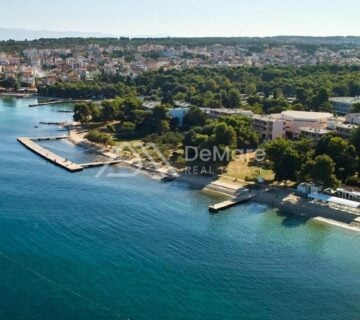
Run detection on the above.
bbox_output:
[30,136,69,142]
[39,122,66,126]
[81,160,124,168]
[17,137,83,172]
[29,100,67,107]
[209,192,254,213]
[17,136,126,173]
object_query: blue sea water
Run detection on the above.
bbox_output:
[0,97,359,320]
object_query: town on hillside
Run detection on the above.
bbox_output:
[0,37,360,93]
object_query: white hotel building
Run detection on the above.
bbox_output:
[252,111,333,140]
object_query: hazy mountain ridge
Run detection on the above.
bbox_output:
[0,27,116,40]
[1,27,360,43]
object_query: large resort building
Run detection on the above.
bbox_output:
[331,122,358,139]
[298,127,331,141]
[251,111,333,140]
[251,114,286,140]
[282,111,333,139]
[251,110,360,141]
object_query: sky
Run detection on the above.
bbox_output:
[2,0,360,37]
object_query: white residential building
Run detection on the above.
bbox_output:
[345,113,360,125]
[330,97,360,115]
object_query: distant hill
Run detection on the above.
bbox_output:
[0,29,359,51]
[0,27,117,40]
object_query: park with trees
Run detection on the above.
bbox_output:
[39,64,360,114]
[39,54,359,189]
[72,92,360,188]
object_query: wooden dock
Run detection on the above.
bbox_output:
[17,137,83,172]
[209,192,254,213]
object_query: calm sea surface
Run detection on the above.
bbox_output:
[0,97,359,320]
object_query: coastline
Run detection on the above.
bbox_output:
[69,128,360,232]
[0,93,96,106]
[25,123,360,233]
[3,93,360,320]
[164,174,360,232]
[252,188,360,232]
[0,92,35,98]
[67,128,175,179]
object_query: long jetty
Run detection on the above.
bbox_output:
[17,136,127,173]
[30,136,69,141]
[39,121,66,126]
[17,137,83,172]
[29,99,91,107]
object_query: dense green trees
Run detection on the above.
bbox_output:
[101,100,120,121]
[182,106,206,128]
[264,139,303,182]
[219,116,259,148]
[211,122,237,149]
[184,115,257,168]
[73,102,100,124]
[38,81,135,99]
[143,132,183,148]
[131,65,360,113]
[85,129,114,146]
[351,103,360,113]
[41,65,360,114]
[302,155,340,189]
[315,136,358,182]
[264,135,359,188]
[309,87,330,111]
[138,105,172,134]
[118,121,136,135]
[74,97,174,137]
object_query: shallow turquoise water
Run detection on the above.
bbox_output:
[0,97,359,320]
